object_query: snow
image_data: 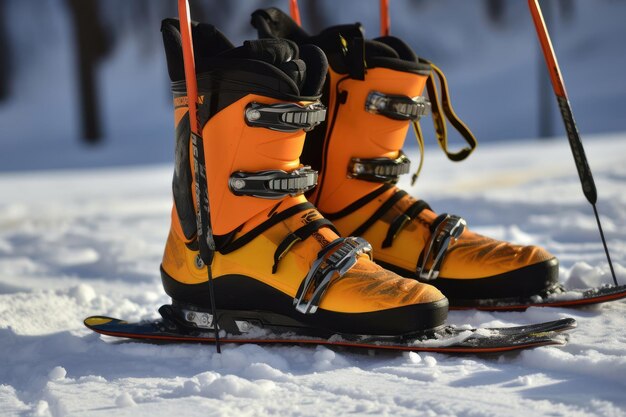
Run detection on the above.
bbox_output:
[0,135,625,416]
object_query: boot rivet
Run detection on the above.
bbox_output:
[247,109,261,121]
[194,255,205,269]
[232,179,246,190]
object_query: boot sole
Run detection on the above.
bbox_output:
[161,266,449,336]
[376,258,560,305]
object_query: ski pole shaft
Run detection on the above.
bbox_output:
[528,0,596,204]
[380,0,390,36]
[177,0,221,351]
[178,0,198,135]
[528,0,617,286]
[290,0,301,26]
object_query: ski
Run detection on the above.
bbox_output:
[451,284,626,311]
[84,306,575,354]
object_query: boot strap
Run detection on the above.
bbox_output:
[417,214,466,281]
[245,101,327,132]
[294,237,372,314]
[365,91,430,121]
[229,166,318,199]
[348,151,411,184]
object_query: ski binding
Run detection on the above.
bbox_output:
[85,304,576,354]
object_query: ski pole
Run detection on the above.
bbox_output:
[177,0,221,352]
[290,0,301,26]
[380,0,390,36]
[528,0,618,286]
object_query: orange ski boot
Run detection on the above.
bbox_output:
[252,9,559,307]
[158,19,447,337]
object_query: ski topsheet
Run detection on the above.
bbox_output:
[84,310,576,354]
[451,283,626,311]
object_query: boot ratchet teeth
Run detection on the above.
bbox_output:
[365,91,430,121]
[417,214,466,281]
[245,101,327,132]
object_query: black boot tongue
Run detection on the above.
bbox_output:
[251,8,310,43]
[239,39,307,91]
[365,39,400,60]
[373,36,418,62]
[241,39,297,65]
[310,24,366,79]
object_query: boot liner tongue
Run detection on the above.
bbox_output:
[365,38,400,60]
[240,39,299,66]
[311,25,405,73]
[220,39,306,91]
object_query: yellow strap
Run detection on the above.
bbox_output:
[410,121,425,186]
[423,61,478,163]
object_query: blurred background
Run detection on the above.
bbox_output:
[0,0,624,172]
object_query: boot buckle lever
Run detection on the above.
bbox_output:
[417,214,466,281]
[294,237,372,314]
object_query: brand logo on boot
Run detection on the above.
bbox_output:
[173,95,205,108]
[301,210,320,225]
[312,232,330,248]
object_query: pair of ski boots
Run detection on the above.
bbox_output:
[158,9,558,339]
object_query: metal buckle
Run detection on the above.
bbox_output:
[294,237,372,314]
[365,91,430,121]
[245,101,327,132]
[348,150,411,184]
[417,214,466,281]
[229,166,318,199]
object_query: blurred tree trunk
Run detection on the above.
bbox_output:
[559,0,575,20]
[484,0,571,139]
[0,3,10,101]
[188,0,208,25]
[486,0,505,24]
[66,0,112,144]
[304,0,327,35]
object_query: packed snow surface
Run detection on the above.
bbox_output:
[1,135,626,416]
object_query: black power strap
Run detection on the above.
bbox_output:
[272,218,339,274]
[382,199,431,248]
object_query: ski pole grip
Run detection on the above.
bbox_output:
[528,0,597,205]
[556,96,598,204]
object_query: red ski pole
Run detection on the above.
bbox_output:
[380,0,390,36]
[290,0,301,26]
[528,0,618,286]
[177,0,221,351]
